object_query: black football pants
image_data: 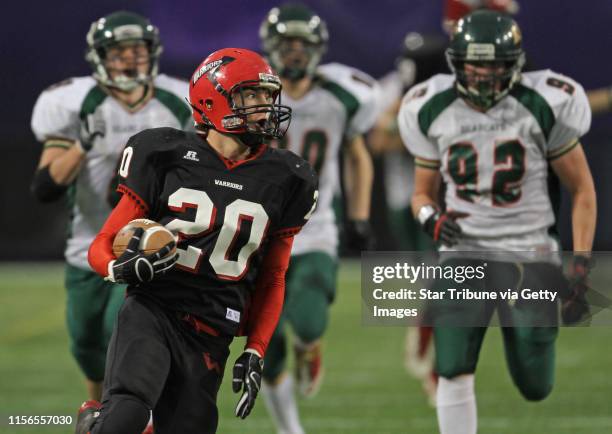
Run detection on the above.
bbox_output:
[90,295,231,434]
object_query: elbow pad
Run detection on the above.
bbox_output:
[31,165,68,203]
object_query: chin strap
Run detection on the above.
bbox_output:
[192,115,266,149]
[234,132,265,148]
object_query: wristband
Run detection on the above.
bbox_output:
[417,204,437,225]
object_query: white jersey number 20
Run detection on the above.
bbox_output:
[166,187,269,280]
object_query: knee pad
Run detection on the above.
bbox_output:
[93,394,150,434]
[437,374,475,407]
[288,290,329,343]
[504,330,556,402]
[515,376,553,401]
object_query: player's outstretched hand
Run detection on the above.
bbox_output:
[423,211,469,247]
[107,227,178,284]
[233,350,264,419]
[562,255,592,325]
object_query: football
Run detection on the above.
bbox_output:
[112,219,177,258]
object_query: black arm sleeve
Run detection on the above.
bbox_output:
[30,165,68,203]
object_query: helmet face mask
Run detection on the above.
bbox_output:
[451,59,524,110]
[446,10,525,110]
[260,3,328,81]
[85,11,162,92]
[225,81,292,139]
[271,37,323,81]
[101,40,152,91]
[189,49,292,146]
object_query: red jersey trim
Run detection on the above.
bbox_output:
[208,142,268,170]
[270,225,303,239]
[117,184,150,214]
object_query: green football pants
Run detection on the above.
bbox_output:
[65,263,126,381]
[433,259,560,401]
[263,252,337,381]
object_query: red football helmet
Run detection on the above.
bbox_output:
[189,48,291,141]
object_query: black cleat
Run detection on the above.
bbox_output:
[75,400,101,434]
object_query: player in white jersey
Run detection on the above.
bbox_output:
[398,10,596,434]
[258,3,376,433]
[30,11,190,404]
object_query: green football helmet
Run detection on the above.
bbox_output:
[259,3,328,81]
[446,9,525,110]
[85,11,162,91]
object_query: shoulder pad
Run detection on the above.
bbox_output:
[400,74,455,112]
[127,127,187,154]
[317,63,381,134]
[521,69,586,110]
[38,76,98,111]
[397,75,454,163]
[400,74,456,136]
[153,75,192,128]
[317,63,378,102]
[154,74,189,97]
[318,63,377,87]
[271,148,318,186]
[516,70,590,146]
[31,76,99,142]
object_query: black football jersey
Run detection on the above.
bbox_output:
[116,127,318,336]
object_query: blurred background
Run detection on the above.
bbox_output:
[1,0,612,259]
[1,1,612,433]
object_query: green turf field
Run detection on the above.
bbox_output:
[1,262,611,434]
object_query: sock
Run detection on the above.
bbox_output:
[436,375,477,434]
[262,373,305,434]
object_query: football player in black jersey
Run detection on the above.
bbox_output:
[76,48,318,434]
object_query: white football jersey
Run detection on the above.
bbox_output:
[31,74,191,269]
[398,70,591,252]
[280,63,379,256]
